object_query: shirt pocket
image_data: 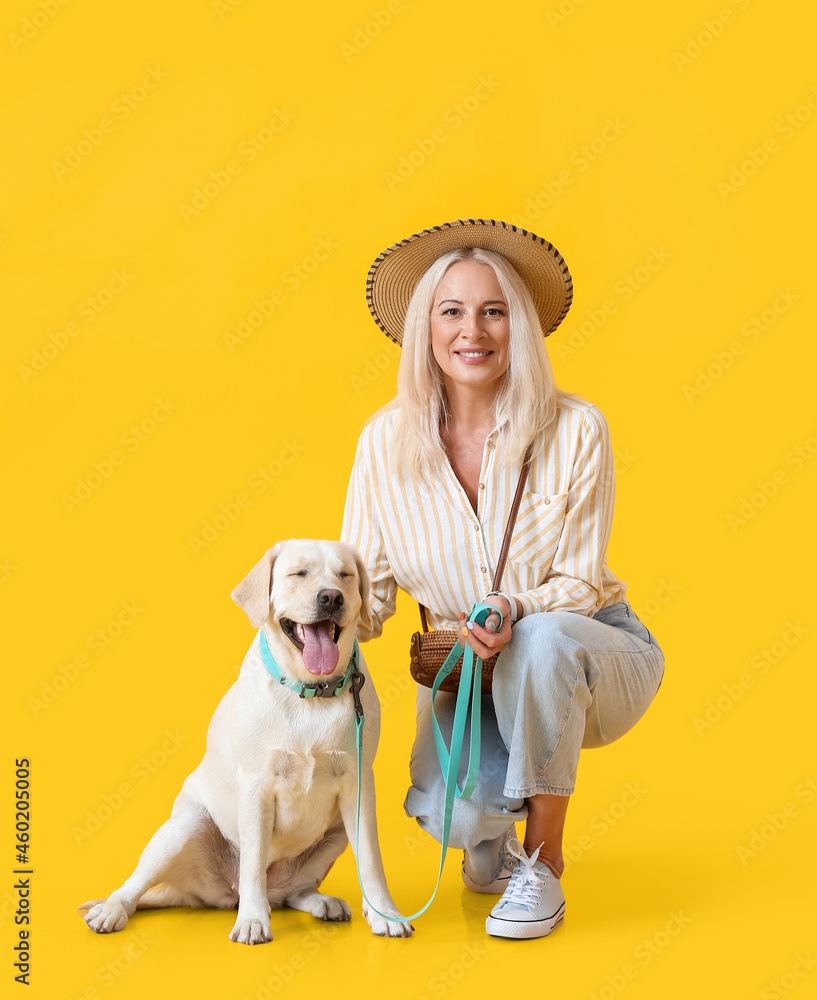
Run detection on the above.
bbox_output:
[507,491,570,567]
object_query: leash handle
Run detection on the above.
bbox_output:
[353,602,502,924]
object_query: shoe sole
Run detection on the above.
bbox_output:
[485,905,565,940]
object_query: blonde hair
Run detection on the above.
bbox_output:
[371,247,569,479]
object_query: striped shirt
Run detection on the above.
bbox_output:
[340,394,627,642]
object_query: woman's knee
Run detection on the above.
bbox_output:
[405,780,522,850]
[405,747,520,848]
[494,611,595,689]
[513,610,598,647]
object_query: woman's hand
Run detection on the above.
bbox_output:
[457,595,513,659]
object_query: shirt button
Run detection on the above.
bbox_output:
[479,483,485,490]
[474,525,479,532]
[480,566,487,573]
[544,497,551,504]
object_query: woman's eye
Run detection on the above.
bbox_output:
[485,308,504,317]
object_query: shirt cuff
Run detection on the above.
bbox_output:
[484,591,521,624]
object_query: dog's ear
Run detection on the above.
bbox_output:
[231,542,285,628]
[351,548,373,632]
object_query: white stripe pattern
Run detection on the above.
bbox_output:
[340,395,627,641]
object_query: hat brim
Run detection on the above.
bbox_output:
[366,218,573,345]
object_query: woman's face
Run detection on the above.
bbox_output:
[429,260,510,397]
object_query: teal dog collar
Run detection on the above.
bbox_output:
[258,628,360,699]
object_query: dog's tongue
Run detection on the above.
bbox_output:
[301,620,339,675]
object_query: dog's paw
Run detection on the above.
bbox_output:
[368,915,414,938]
[309,895,351,922]
[283,888,352,922]
[362,902,413,938]
[228,916,273,945]
[81,899,129,934]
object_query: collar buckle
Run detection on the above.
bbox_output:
[299,680,335,699]
[258,631,361,703]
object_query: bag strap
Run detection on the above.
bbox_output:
[491,444,533,592]
[418,444,533,631]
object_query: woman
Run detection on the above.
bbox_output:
[341,219,665,940]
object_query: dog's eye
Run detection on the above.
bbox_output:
[288,570,309,577]
[338,571,352,579]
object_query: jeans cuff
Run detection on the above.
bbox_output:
[504,782,574,798]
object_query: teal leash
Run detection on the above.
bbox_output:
[353,601,501,924]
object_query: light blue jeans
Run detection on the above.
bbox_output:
[402,602,665,884]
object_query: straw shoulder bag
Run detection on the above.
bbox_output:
[409,448,533,694]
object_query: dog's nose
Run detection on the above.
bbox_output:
[317,589,344,615]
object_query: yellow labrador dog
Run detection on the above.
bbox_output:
[79,539,410,943]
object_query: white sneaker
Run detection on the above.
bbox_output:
[462,830,514,893]
[485,839,565,939]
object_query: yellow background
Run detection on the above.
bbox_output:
[3,1,815,997]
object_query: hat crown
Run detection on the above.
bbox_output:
[366,218,573,345]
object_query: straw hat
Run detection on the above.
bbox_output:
[366,218,573,345]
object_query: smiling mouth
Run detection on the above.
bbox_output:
[280,618,343,676]
[456,350,492,358]
[281,618,342,649]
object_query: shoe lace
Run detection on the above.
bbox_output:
[501,839,549,909]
